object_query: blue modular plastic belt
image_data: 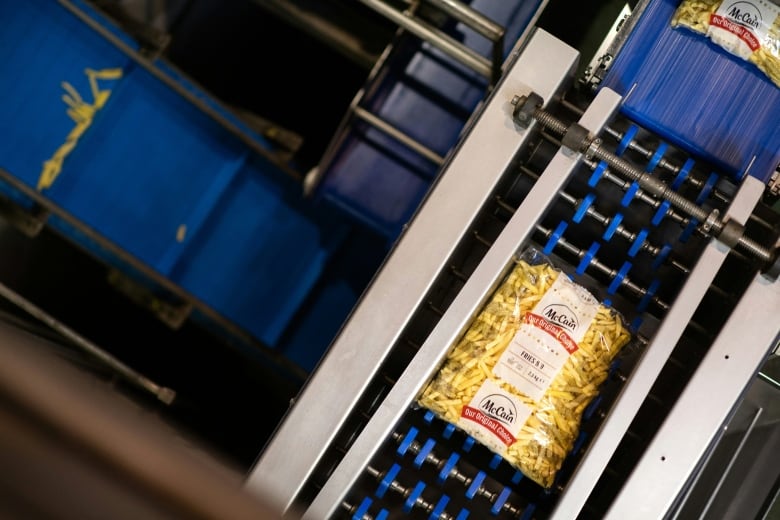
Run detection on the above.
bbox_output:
[628,228,649,257]
[577,242,600,275]
[608,359,622,378]
[431,495,450,520]
[672,158,695,190]
[443,423,456,439]
[489,453,503,470]
[583,395,603,420]
[404,481,426,513]
[588,160,609,187]
[631,315,645,332]
[520,503,537,520]
[616,124,638,156]
[439,453,460,484]
[608,261,632,294]
[637,279,660,313]
[397,427,419,456]
[415,438,436,468]
[377,510,389,520]
[603,213,624,241]
[573,193,596,223]
[353,497,373,520]
[462,436,476,452]
[621,182,641,207]
[652,244,672,270]
[646,141,668,172]
[466,471,486,499]
[424,410,435,423]
[571,431,588,456]
[680,218,699,242]
[491,487,512,515]
[377,463,401,498]
[652,200,671,226]
[456,509,471,520]
[544,221,568,255]
[696,172,719,204]
[511,471,524,484]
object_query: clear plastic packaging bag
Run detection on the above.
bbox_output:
[417,247,632,488]
[671,0,780,88]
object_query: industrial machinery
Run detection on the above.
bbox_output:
[247,0,780,518]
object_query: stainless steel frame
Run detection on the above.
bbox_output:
[550,175,773,518]
[245,28,581,515]
[302,85,623,520]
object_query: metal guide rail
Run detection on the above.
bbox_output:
[246,29,780,519]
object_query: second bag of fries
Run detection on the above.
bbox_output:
[417,247,632,488]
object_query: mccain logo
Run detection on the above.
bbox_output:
[725,1,762,29]
[541,303,578,332]
[478,394,517,426]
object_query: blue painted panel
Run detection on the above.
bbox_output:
[45,64,249,269]
[0,0,369,371]
[169,154,350,347]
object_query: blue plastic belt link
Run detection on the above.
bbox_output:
[438,453,460,484]
[608,261,632,294]
[491,487,512,516]
[573,193,596,223]
[466,471,486,500]
[696,172,718,204]
[603,212,623,241]
[353,497,373,520]
[576,242,600,275]
[588,160,609,187]
[637,279,660,313]
[376,463,401,498]
[397,427,418,456]
[628,228,649,257]
[414,438,436,468]
[652,244,672,270]
[430,495,450,520]
[672,158,694,190]
[621,182,640,207]
[616,124,638,156]
[646,141,668,172]
[652,200,671,226]
[544,221,567,255]
[404,481,426,513]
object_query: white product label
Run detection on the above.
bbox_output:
[707,0,780,59]
[457,378,532,452]
[493,274,599,401]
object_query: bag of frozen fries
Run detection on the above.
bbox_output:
[671,0,780,88]
[417,247,632,488]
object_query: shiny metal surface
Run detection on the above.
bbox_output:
[550,174,769,519]
[302,84,623,520]
[245,28,580,515]
[605,253,780,518]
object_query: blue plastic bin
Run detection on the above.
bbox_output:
[0,0,369,371]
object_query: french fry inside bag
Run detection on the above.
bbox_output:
[671,0,780,88]
[417,248,632,488]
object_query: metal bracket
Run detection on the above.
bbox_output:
[511,92,543,129]
[106,269,192,330]
[0,196,49,238]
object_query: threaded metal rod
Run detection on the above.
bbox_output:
[531,107,774,264]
